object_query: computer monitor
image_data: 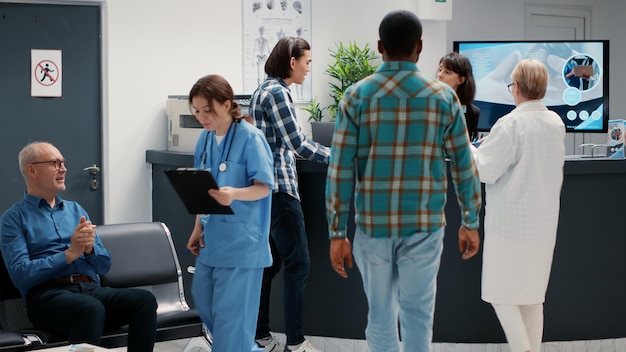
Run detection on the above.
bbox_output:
[454,40,609,133]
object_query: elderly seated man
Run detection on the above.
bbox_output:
[0,141,158,352]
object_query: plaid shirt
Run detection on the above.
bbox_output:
[326,61,481,239]
[250,76,330,200]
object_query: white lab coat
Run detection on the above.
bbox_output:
[472,100,565,304]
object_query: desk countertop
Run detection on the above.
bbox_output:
[37,344,114,352]
[147,149,626,176]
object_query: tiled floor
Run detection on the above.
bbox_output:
[142,334,626,352]
[275,333,626,352]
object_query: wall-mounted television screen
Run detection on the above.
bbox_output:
[454,40,609,133]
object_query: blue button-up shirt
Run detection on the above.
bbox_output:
[0,194,112,297]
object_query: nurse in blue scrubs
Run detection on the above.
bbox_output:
[185,74,274,352]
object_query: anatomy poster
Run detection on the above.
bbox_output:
[242,0,312,102]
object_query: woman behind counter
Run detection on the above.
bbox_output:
[437,52,480,141]
[471,59,565,352]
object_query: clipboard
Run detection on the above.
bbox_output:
[573,65,594,77]
[164,169,234,215]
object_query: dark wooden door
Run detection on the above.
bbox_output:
[0,2,103,223]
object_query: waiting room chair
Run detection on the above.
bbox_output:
[0,221,212,351]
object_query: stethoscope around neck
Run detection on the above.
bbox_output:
[199,122,237,172]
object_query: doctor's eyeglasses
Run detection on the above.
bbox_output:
[29,159,67,170]
[507,82,516,93]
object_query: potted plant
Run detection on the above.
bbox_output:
[307,41,378,145]
[325,41,379,120]
[303,98,334,146]
[303,97,326,123]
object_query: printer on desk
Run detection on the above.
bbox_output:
[167,95,251,153]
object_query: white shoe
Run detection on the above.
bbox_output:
[256,335,285,352]
[286,339,321,352]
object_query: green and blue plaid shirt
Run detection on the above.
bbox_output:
[325,61,481,239]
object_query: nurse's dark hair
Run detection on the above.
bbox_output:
[188,74,242,121]
[265,36,310,79]
[379,10,422,58]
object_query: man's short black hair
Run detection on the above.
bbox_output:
[379,10,422,58]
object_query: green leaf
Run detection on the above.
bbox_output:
[325,41,378,120]
[303,98,327,122]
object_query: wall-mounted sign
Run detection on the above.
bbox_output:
[417,0,453,20]
[31,49,62,97]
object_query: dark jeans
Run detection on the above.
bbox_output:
[256,192,311,346]
[27,282,157,352]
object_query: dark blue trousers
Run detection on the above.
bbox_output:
[256,192,311,346]
[27,282,157,352]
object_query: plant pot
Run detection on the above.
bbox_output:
[310,122,335,147]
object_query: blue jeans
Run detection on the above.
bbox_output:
[256,192,311,346]
[353,227,445,352]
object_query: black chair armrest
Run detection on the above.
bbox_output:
[0,330,28,348]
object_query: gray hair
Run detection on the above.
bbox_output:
[510,58,548,100]
[18,141,46,179]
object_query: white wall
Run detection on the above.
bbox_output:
[105,0,248,223]
[606,1,626,120]
[103,0,449,223]
[447,0,613,46]
[103,0,626,223]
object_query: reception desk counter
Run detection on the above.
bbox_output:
[147,150,626,343]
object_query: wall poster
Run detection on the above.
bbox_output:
[242,0,312,102]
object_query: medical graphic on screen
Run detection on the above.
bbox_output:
[455,40,609,132]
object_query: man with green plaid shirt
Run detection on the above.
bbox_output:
[325,10,482,352]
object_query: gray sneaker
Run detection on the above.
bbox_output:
[256,335,285,352]
[285,339,321,352]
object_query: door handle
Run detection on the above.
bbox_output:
[83,164,101,175]
[83,164,100,190]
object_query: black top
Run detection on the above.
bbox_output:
[465,103,480,141]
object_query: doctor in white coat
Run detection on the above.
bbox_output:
[471,59,565,352]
